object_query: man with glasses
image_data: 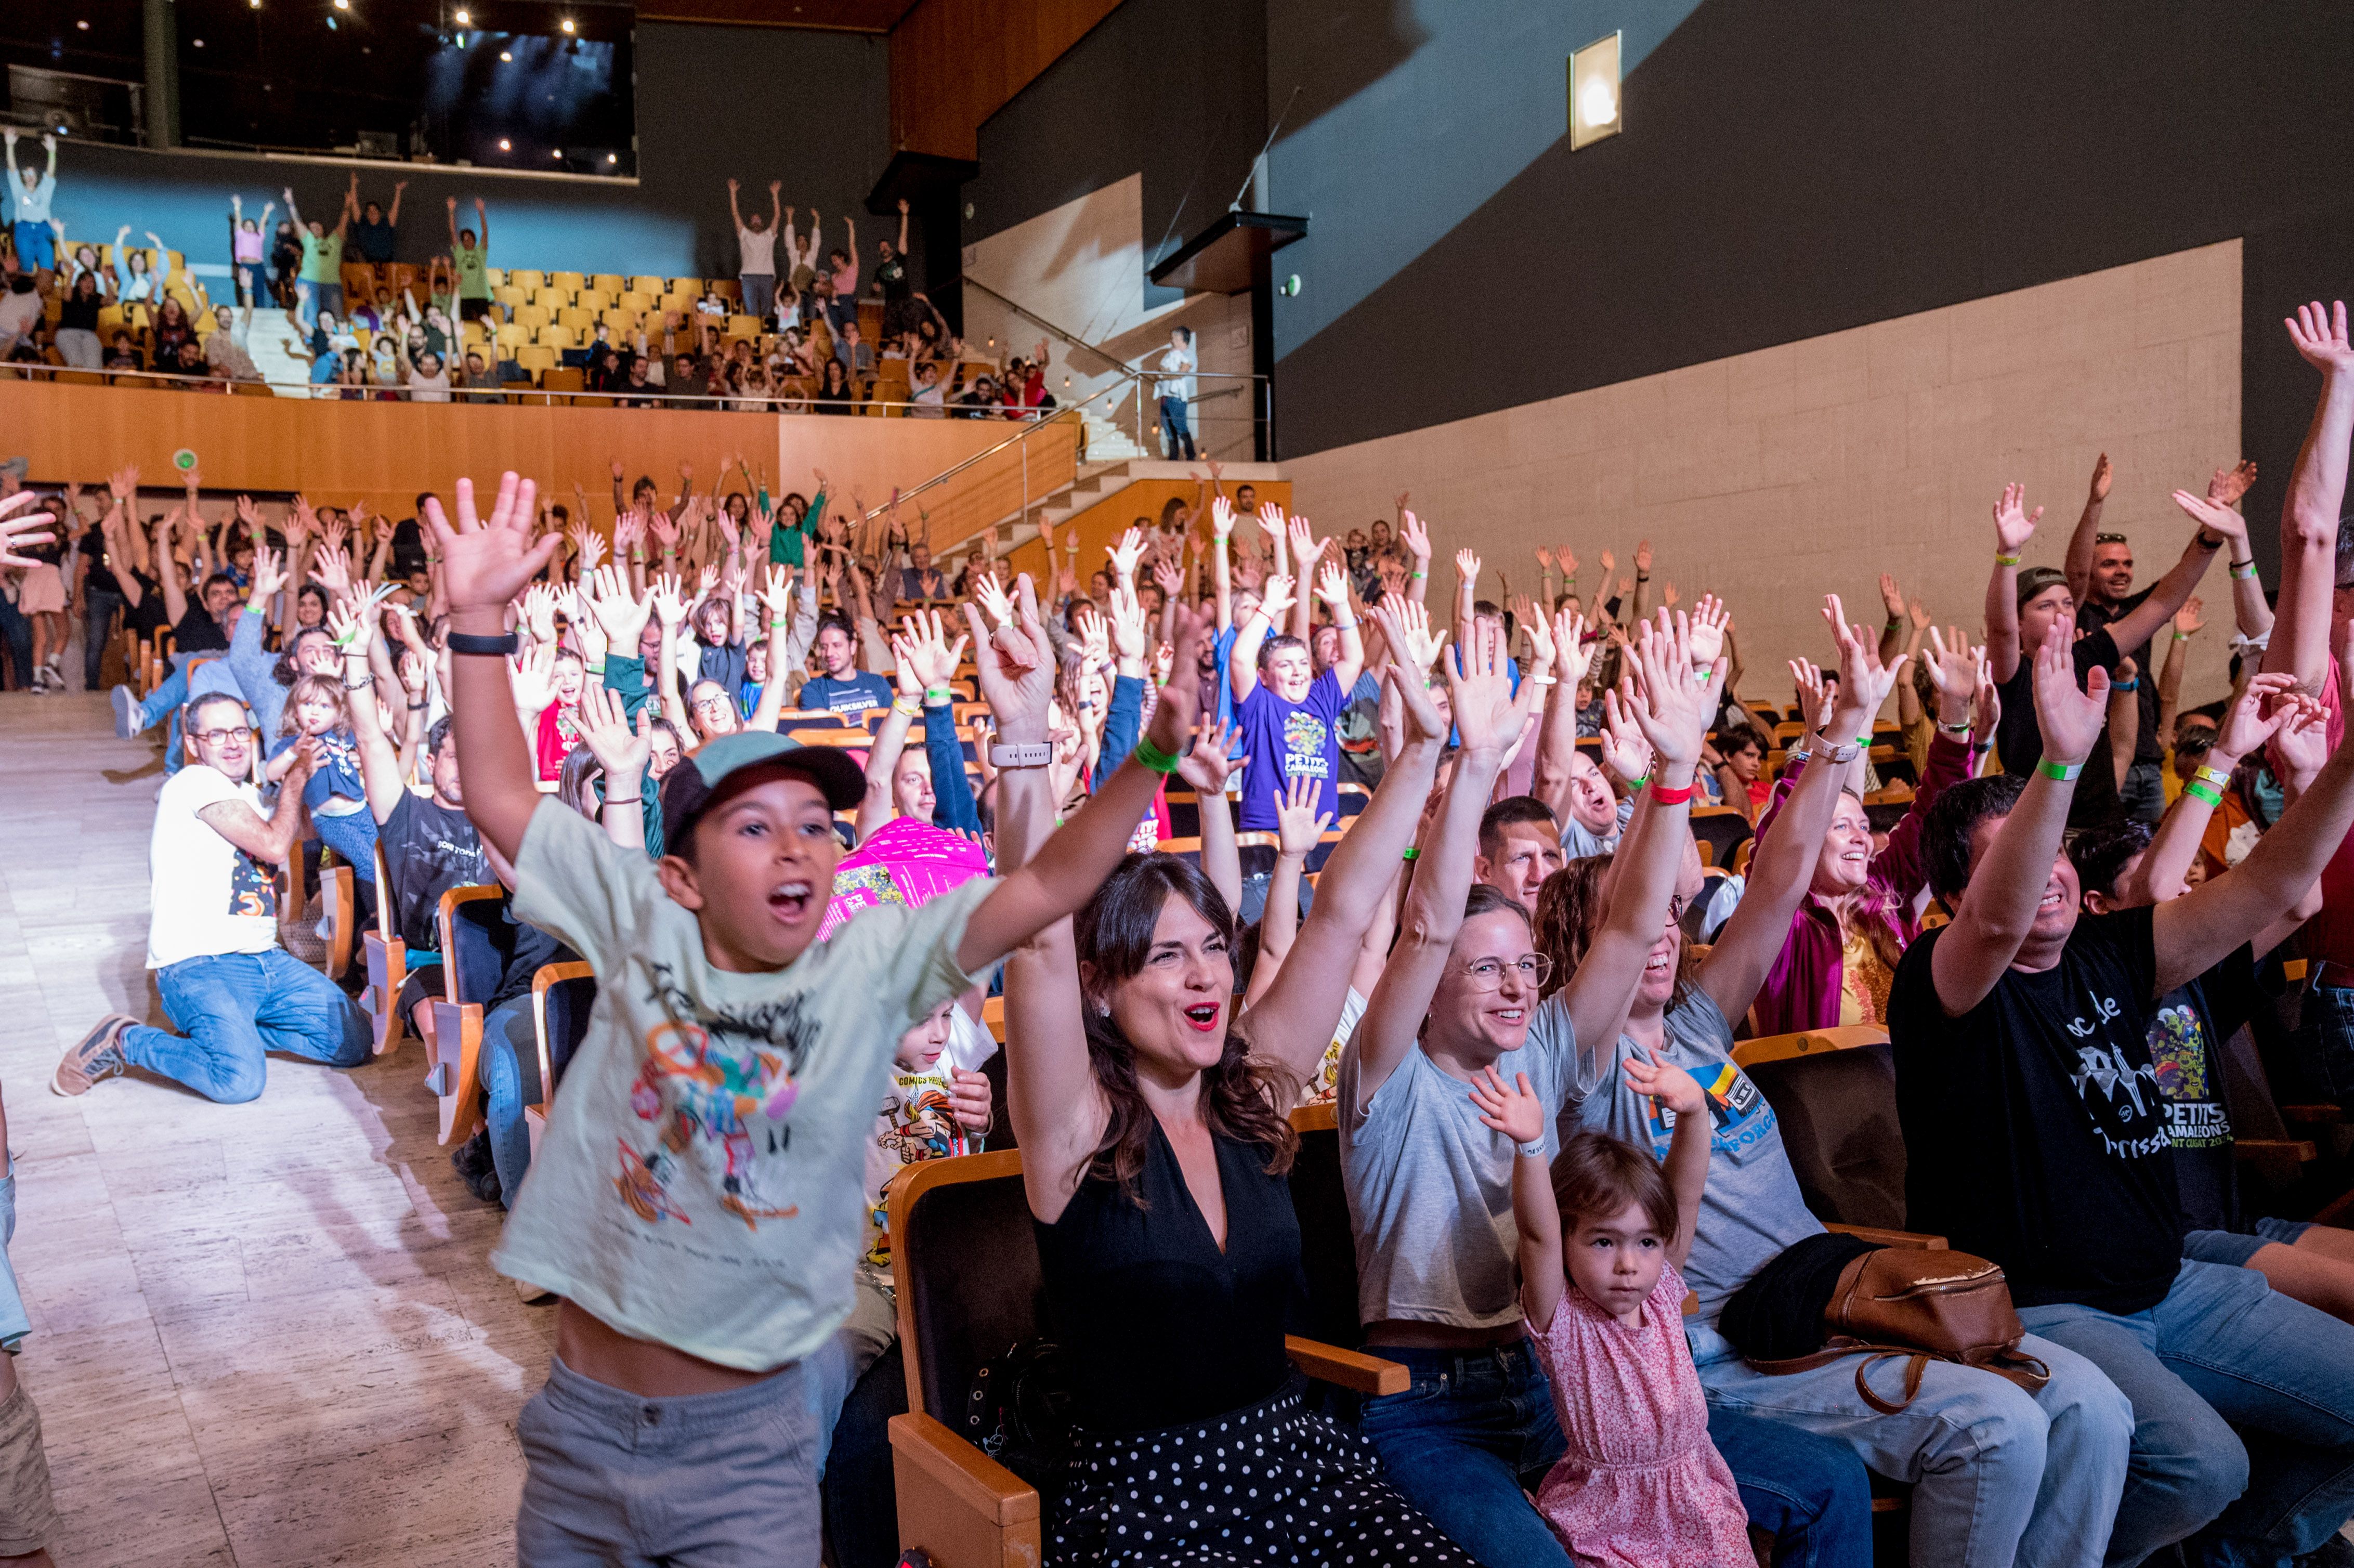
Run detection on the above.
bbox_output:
[56,693,369,1102]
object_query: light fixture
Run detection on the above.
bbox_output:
[75,18,89,29]
[499,48,511,59]
[551,148,563,160]
[452,5,468,20]
[332,0,350,9]
[498,137,511,151]
[248,0,260,9]
[559,16,574,32]
[1568,30,1623,150]
[604,151,616,164]
[192,36,204,45]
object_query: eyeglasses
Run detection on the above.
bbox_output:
[1459,955,1554,990]
[690,694,731,711]
[189,727,249,746]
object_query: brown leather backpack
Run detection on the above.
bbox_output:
[1747,1247,2051,1414]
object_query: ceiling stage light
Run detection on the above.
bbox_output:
[453,6,469,20]
[1569,31,1623,150]
[560,17,575,33]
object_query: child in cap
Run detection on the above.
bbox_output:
[427,472,1210,1566]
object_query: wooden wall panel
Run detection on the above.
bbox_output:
[888,0,1120,160]
[0,382,1018,527]
[1001,476,1291,587]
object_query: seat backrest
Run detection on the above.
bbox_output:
[896,1153,1046,1429]
[1285,1106,1364,1350]
[1736,1035,1908,1230]
[439,885,508,1004]
[531,963,596,1099]
[1689,806,1754,867]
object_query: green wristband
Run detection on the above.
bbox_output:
[1132,735,1183,775]
[1401,846,1419,861]
[2038,757,2083,782]
[2183,779,2224,808]
[924,687,952,706]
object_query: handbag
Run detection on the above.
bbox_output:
[1734,1239,2050,1414]
[963,1338,1073,1487]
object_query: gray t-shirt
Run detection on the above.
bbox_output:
[1559,794,1634,860]
[1338,1015,1582,1331]
[1558,986,1822,1323]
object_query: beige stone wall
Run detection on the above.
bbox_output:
[1285,241,2244,712]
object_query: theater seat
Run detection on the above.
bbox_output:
[361,844,410,1056]
[885,1118,1405,1567]
[1732,1026,1908,1231]
[527,962,594,1160]
[425,884,506,1145]
[1690,805,1753,869]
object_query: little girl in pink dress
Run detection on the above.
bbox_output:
[1470,1059,1754,1567]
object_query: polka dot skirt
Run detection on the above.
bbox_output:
[1047,1380,1476,1567]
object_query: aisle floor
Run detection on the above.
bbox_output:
[0,692,550,1566]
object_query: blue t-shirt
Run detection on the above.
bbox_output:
[270,727,367,809]
[1211,624,1240,731]
[1234,668,1344,831]
[798,671,895,716]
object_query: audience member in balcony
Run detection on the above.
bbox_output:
[459,349,504,405]
[815,357,857,415]
[0,276,43,365]
[203,304,260,383]
[826,217,858,332]
[782,204,820,295]
[3,132,57,281]
[447,195,492,322]
[349,178,406,279]
[150,296,198,369]
[102,330,141,372]
[52,266,108,370]
[268,218,301,308]
[1155,324,1198,460]
[907,359,945,419]
[404,347,452,404]
[727,177,781,322]
[874,197,913,333]
[282,183,353,330]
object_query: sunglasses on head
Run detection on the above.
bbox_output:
[2094,532,2129,546]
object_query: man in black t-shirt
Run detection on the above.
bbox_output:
[1983,478,2217,829]
[1894,622,2354,1565]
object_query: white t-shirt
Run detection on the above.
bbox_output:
[738,226,778,278]
[1156,342,1196,403]
[0,289,42,354]
[491,801,995,1371]
[147,765,284,970]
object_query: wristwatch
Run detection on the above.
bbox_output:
[989,742,1052,769]
[1815,738,1864,765]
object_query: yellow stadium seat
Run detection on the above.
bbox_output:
[515,345,556,376]
[515,304,551,332]
[508,269,545,292]
[708,279,741,304]
[493,285,527,311]
[726,314,761,340]
[164,250,186,278]
[599,307,639,334]
[461,318,489,344]
[533,285,572,311]
[495,322,528,349]
[664,276,698,297]
[352,328,373,355]
[551,271,584,294]
[591,274,625,296]
[483,267,504,286]
[556,306,593,333]
[574,289,609,315]
[617,291,653,313]
[539,323,576,350]
[629,276,662,297]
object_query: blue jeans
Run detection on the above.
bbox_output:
[84,587,122,691]
[2018,1259,2354,1567]
[1356,1340,1871,1567]
[1694,1318,2131,1568]
[1158,395,1196,460]
[123,949,371,1103]
[478,994,548,1201]
[11,222,53,274]
[296,279,342,332]
[2120,758,2165,824]
[0,593,30,691]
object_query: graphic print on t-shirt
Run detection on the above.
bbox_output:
[2063,983,2172,1159]
[228,848,279,919]
[617,960,822,1232]
[2147,1002,2231,1150]
[1641,1057,1774,1162]
[1283,709,1332,779]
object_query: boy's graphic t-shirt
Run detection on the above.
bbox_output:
[494,801,994,1370]
[860,1063,972,1280]
[1890,905,2182,1313]
[1234,668,1343,831]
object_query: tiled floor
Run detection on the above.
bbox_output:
[0,693,550,1566]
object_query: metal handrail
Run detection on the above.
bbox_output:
[852,374,1132,544]
[957,275,1142,382]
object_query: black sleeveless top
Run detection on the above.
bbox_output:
[1035,1120,1304,1436]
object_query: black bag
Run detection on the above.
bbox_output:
[1720,1232,1877,1361]
[963,1338,1073,1487]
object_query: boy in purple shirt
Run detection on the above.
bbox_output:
[1230,563,1362,830]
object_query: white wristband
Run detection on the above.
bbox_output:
[1516,1140,1546,1160]
[989,742,1052,769]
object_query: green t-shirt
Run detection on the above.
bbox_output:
[490,800,994,1369]
[452,241,490,298]
[768,488,824,569]
[298,230,345,284]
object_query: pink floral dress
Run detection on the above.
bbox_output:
[1528,1261,1755,1567]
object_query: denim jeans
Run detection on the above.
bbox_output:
[2018,1259,2354,1567]
[740,273,775,321]
[1158,395,1196,460]
[2120,758,2165,824]
[1356,1339,1872,1567]
[1692,1319,2131,1568]
[296,279,343,332]
[83,587,122,691]
[2284,984,2354,1113]
[478,993,551,1201]
[799,1276,896,1482]
[0,594,30,691]
[123,948,371,1103]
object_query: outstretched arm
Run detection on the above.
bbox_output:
[1985,484,2043,684]
[2104,532,2221,656]
[335,589,414,823]
[1469,1067,1566,1332]
[2270,303,2354,698]
[2061,453,2113,606]
[1227,573,1292,704]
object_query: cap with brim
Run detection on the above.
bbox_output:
[660,730,867,851]
[2015,565,2071,610]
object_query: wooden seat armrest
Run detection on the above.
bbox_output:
[2283,1104,2346,1126]
[1824,1223,1947,1250]
[1284,1336,1408,1396]
[2234,1138,2320,1186]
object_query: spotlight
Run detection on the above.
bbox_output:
[249,0,260,8]
[75,18,89,29]
[551,148,562,160]
[604,152,616,164]
[499,49,511,59]
[452,5,468,20]
[1568,31,1623,150]
[192,36,204,46]
[559,16,574,32]
[498,137,511,151]
[332,0,349,9]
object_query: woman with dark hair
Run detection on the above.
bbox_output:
[814,357,854,414]
[999,586,1470,1566]
[150,296,195,369]
[54,267,108,369]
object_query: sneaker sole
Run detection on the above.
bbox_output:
[53,1014,137,1097]
[111,686,141,741]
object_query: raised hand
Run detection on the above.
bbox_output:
[1106,526,1146,586]
[1992,482,2043,554]
[2087,451,2114,504]
[1151,556,1184,602]
[2170,489,2248,553]
[1557,546,1578,579]
[1685,593,1728,668]
[1137,603,1210,761]
[1313,559,1351,610]
[1255,572,1298,628]
[313,545,354,597]
[2267,685,2329,782]
[1273,772,1333,857]
[1398,509,1430,564]
[584,563,653,648]
[1174,715,1245,796]
[1209,495,1235,540]
[649,572,689,629]
[1633,539,1654,576]
[326,584,393,655]
[1108,584,1148,672]
[1599,688,1653,785]
[2030,616,2108,767]
[1599,550,1615,578]
[509,641,559,714]
[1374,592,1444,676]
[1621,1054,1705,1119]
[1924,625,1980,699]
[2174,597,2206,637]
[1454,547,1482,587]
[1659,582,1680,608]
[1447,617,1531,755]
[961,573,1056,743]
[1551,605,1592,686]
[1820,592,1908,729]
[424,473,558,616]
[2207,460,2258,506]
[1287,514,1327,572]
[1467,1066,1545,1147]
[970,567,1015,631]
[2213,672,2300,764]
[0,492,57,570]
[1535,546,1555,570]
[2287,300,2354,378]
[107,464,140,502]
[1878,571,1905,621]
[574,684,652,779]
[1790,657,1833,733]
[898,607,968,692]
[1625,611,1717,770]
[249,543,290,603]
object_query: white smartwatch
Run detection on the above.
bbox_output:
[989,742,1053,769]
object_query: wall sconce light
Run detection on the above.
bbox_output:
[1569,31,1622,150]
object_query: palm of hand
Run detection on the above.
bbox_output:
[1688,621,1724,664]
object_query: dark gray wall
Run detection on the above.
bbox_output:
[1261,0,2354,462]
[963,0,1266,312]
[30,22,894,282]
